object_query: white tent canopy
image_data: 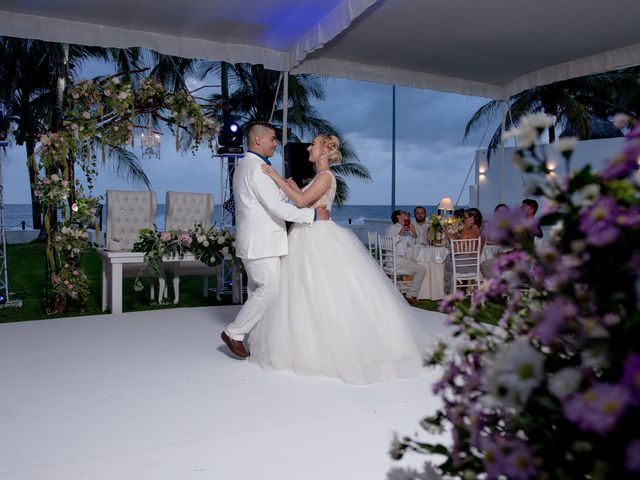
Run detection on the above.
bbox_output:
[2,0,640,99]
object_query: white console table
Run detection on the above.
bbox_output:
[98,250,180,314]
[98,249,242,314]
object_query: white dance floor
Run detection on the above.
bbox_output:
[0,306,452,480]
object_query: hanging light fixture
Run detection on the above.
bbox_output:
[140,121,161,159]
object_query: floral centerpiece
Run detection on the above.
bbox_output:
[389,113,640,479]
[442,216,464,236]
[132,224,236,293]
[429,215,462,245]
[428,214,445,245]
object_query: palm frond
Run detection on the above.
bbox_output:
[104,145,151,190]
[331,161,371,180]
[333,175,349,206]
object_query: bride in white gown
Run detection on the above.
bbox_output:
[249,134,428,384]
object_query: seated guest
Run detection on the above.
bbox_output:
[521,199,543,240]
[453,208,465,220]
[413,206,429,245]
[485,203,509,245]
[384,210,427,305]
[447,207,484,249]
[443,208,483,293]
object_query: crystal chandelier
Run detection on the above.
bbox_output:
[140,121,161,159]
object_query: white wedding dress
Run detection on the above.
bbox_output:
[249,171,428,384]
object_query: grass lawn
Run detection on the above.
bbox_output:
[1,242,503,324]
[0,242,236,323]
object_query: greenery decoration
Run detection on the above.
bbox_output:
[132,225,236,294]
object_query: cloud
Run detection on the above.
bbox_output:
[308,78,489,205]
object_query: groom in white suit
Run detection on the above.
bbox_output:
[221,121,328,358]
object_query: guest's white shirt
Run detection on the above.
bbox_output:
[384,223,415,259]
[414,221,429,245]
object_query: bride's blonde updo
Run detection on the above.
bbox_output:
[318,134,342,164]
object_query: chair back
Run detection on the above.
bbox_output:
[367,230,378,259]
[105,190,156,251]
[378,235,412,293]
[165,191,215,231]
[450,237,481,294]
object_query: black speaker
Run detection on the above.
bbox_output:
[284,142,314,189]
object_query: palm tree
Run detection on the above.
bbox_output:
[0,37,202,228]
[199,62,371,205]
[464,68,640,156]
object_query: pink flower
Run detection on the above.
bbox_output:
[179,233,193,246]
[159,231,172,242]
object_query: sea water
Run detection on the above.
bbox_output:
[4,203,439,230]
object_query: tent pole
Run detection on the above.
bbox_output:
[498,101,508,203]
[391,85,396,211]
[282,71,289,173]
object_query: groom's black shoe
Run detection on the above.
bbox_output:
[221,331,249,359]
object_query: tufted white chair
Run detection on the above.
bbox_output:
[106,190,157,251]
[105,190,160,301]
[162,191,217,304]
[165,191,215,231]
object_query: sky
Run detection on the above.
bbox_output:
[1,73,488,207]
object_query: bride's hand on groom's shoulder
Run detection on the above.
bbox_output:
[260,164,277,179]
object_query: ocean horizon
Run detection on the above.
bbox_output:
[3,203,440,231]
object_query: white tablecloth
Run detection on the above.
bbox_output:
[404,243,506,300]
[406,245,450,300]
[480,243,507,263]
[406,245,450,263]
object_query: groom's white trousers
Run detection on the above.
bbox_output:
[225,256,281,341]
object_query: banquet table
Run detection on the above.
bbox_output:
[406,243,505,300]
[480,243,505,263]
[406,245,449,300]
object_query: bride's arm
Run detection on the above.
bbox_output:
[261,164,331,207]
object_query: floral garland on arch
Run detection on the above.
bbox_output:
[34,73,221,313]
[389,113,640,480]
[132,225,237,293]
[33,174,98,312]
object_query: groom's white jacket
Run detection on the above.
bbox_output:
[233,151,314,260]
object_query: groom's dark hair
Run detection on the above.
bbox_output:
[391,209,402,224]
[245,120,276,143]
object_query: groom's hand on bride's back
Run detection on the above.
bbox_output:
[315,206,330,221]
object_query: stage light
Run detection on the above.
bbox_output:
[218,121,244,155]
